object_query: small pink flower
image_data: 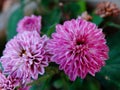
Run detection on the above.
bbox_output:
[0,72,19,90]
[1,31,50,84]
[17,15,42,33]
[47,18,109,81]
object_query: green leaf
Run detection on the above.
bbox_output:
[96,30,120,89]
[29,74,52,90]
[79,76,100,90]
[7,6,24,40]
[41,0,58,9]
[106,22,120,29]
[63,0,86,18]
[69,78,83,90]
[41,8,61,34]
[77,0,86,13]
[53,79,63,89]
[29,66,59,90]
[92,14,103,26]
[60,72,71,90]
[46,23,56,37]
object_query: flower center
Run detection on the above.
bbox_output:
[25,19,34,25]
[20,50,26,57]
[24,19,35,29]
[76,39,85,45]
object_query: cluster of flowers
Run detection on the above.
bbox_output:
[0,14,109,89]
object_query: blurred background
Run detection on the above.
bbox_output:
[0,0,120,90]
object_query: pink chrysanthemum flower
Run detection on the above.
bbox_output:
[47,18,109,81]
[0,72,19,90]
[17,15,42,33]
[0,31,49,84]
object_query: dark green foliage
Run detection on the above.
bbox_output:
[41,8,61,35]
[95,30,120,90]
[92,14,103,26]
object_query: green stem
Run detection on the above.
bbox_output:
[27,74,50,86]
[27,66,59,86]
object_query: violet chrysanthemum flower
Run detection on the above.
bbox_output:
[17,15,42,33]
[0,31,49,84]
[0,72,19,90]
[47,18,109,81]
